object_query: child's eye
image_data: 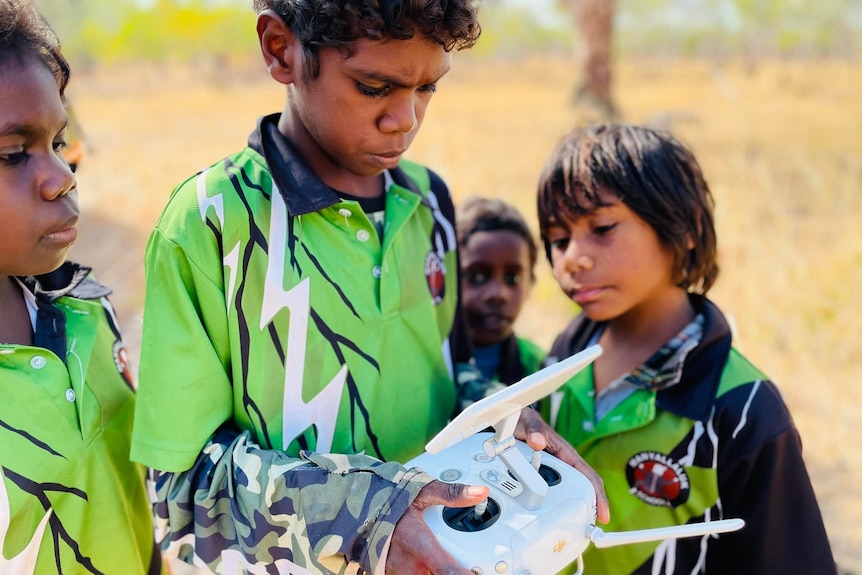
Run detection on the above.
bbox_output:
[0,151,27,166]
[418,83,437,94]
[593,223,617,236]
[504,273,522,286]
[53,141,67,153]
[464,271,488,286]
[549,238,569,252]
[356,81,391,98]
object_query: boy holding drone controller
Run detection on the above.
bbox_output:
[130,2,608,574]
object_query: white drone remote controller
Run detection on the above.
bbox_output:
[407,345,744,575]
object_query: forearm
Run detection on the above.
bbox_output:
[152,427,434,574]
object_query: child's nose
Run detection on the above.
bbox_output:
[379,94,419,134]
[484,279,508,303]
[40,153,77,201]
[563,240,593,272]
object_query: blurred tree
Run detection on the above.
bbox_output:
[33,0,862,69]
[564,0,617,120]
[34,0,131,64]
[33,0,256,65]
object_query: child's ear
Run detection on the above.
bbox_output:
[686,234,696,250]
[257,9,299,85]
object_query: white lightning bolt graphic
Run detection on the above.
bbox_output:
[261,184,347,452]
[197,168,224,225]
[223,243,240,314]
[0,471,53,574]
[195,168,242,313]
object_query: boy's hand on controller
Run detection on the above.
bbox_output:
[386,481,489,575]
[516,407,611,524]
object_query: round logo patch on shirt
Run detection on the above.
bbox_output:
[626,451,691,508]
[424,251,446,305]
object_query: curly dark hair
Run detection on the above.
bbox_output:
[457,196,538,281]
[536,124,719,294]
[0,0,70,96]
[253,0,480,80]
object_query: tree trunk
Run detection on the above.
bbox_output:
[569,0,617,119]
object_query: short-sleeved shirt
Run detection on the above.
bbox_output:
[132,114,465,472]
[0,263,159,574]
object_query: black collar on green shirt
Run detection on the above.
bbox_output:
[550,295,732,422]
[16,261,112,361]
[18,261,111,303]
[248,113,426,216]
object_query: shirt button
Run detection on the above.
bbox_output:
[65,388,76,402]
[338,208,352,218]
[583,420,594,432]
[356,229,370,242]
[372,266,382,279]
[30,355,47,369]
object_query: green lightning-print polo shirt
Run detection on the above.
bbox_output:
[132,115,464,473]
[0,264,159,574]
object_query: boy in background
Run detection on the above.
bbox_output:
[457,196,544,384]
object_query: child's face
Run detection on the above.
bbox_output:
[461,230,532,347]
[545,188,680,324]
[285,35,450,186]
[0,62,78,278]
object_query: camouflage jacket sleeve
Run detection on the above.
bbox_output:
[152,427,434,574]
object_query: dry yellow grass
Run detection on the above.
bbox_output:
[67,55,861,572]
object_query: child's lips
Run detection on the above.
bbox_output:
[480,313,511,330]
[42,217,79,246]
[571,286,604,304]
[370,150,404,169]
